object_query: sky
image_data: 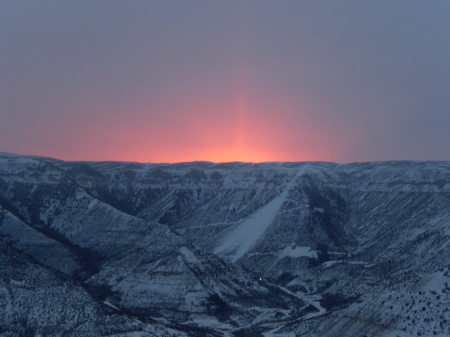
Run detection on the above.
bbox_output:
[1,1,449,163]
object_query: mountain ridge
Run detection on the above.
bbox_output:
[0,152,448,336]
[3,150,449,165]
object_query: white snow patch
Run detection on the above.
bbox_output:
[179,246,198,263]
[348,261,371,265]
[214,190,289,262]
[74,190,86,200]
[189,315,232,329]
[420,271,449,292]
[277,245,316,259]
[323,260,343,268]
[103,300,120,311]
[87,199,98,211]
[214,166,309,262]
[10,279,26,287]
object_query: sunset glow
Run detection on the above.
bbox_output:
[22,91,347,163]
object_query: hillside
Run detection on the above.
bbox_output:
[0,152,448,336]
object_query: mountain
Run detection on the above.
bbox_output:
[0,152,448,336]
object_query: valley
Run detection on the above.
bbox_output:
[0,152,448,336]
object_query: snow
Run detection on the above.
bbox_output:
[87,199,98,211]
[2,155,450,336]
[420,271,449,292]
[10,279,26,287]
[382,331,448,337]
[103,300,120,311]
[323,260,343,268]
[190,315,232,329]
[262,331,296,337]
[214,189,289,261]
[348,261,371,265]
[179,246,198,262]
[277,245,316,259]
[214,165,312,262]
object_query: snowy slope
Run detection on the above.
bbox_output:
[0,153,449,336]
[214,165,312,262]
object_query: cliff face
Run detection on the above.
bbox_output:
[0,153,449,336]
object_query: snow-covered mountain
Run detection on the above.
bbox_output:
[0,152,448,336]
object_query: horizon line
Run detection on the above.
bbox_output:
[1,151,449,166]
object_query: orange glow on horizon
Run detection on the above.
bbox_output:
[17,69,355,164]
[19,90,354,164]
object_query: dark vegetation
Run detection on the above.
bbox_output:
[67,163,104,178]
[206,294,232,322]
[185,169,207,182]
[0,179,103,277]
[159,190,198,225]
[309,243,330,267]
[233,328,265,337]
[85,283,118,302]
[320,293,357,310]
[302,177,353,248]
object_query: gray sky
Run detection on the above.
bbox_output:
[1,1,449,162]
